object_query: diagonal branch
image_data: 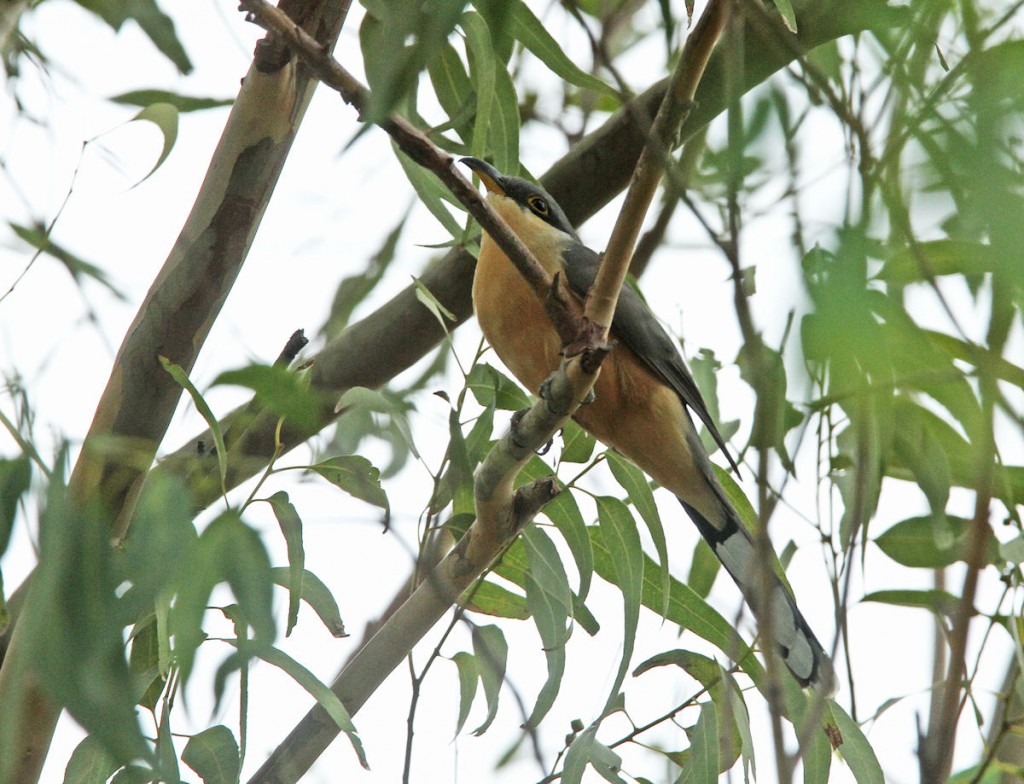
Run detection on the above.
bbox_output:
[0,2,353,782]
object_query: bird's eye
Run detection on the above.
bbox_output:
[527,195,549,216]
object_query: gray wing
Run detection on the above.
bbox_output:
[561,242,741,475]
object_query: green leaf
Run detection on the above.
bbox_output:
[595,496,643,713]
[463,11,498,161]
[687,539,720,599]
[267,492,304,636]
[874,515,997,569]
[607,453,669,617]
[771,0,798,32]
[0,454,31,555]
[359,0,466,121]
[472,624,508,735]
[181,725,240,784]
[891,410,952,513]
[830,700,883,784]
[256,645,367,768]
[559,419,596,464]
[119,474,198,622]
[24,474,149,765]
[11,221,127,300]
[213,363,326,433]
[503,0,617,97]
[63,736,120,784]
[678,702,719,784]
[862,589,962,618]
[464,579,529,619]
[269,566,346,637]
[394,143,464,237]
[879,240,996,284]
[523,527,572,726]
[590,526,763,686]
[75,0,192,73]
[155,699,179,784]
[466,363,531,410]
[802,709,832,784]
[173,510,275,682]
[427,42,474,143]
[487,49,520,173]
[451,651,479,738]
[413,275,458,328]
[128,616,164,712]
[542,488,593,602]
[111,90,232,112]
[322,210,410,338]
[561,725,626,784]
[309,455,390,523]
[159,356,227,494]
[130,102,178,183]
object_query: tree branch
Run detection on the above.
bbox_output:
[0,2,353,782]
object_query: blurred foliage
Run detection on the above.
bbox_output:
[1,0,1024,783]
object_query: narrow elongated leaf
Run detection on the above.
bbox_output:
[830,700,883,784]
[310,455,390,523]
[504,0,617,97]
[874,515,997,569]
[427,42,474,142]
[595,496,643,712]
[25,476,148,765]
[607,453,669,616]
[802,709,832,784]
[472,624,508,735]
[560,419,596,464]
[213,363,325,432]
[523,527,572,726]
[257,645,367,768]
[155,699,178,783]
[462,11,497,161]
[451,651,479,737]
[130,102,178,183]
[466,363,531,410]
[10,221,126,300]
[63,736,119,784]
[862,589,963,618]
[487,48,520,172]
[111,90,232,112]
[181,725,240,784]
[590,526,763,687]
[394,143,464,237]
[267,492,304,636]
[463,579,529,619]
[269,566,346,637]
[159,356,226,492]
[0,455,30,554]
[678,702,719,784]
[76,0,192,73]
[173,511,275,682]
[542,489,593,602]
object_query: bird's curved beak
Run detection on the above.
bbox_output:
[460,157,508,197]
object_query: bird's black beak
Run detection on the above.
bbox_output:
[460,157,508,197]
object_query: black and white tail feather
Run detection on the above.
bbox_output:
[680,495,835,692]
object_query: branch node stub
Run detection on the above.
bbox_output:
[512,476,562,526]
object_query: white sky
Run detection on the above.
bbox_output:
[1,1,1022,783]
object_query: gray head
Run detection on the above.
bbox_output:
[461,157,579,241]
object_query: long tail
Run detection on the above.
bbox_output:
[679,497,835,692]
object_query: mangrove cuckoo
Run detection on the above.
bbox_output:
[462,156,833,691]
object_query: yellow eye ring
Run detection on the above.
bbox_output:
[527,195,549,216]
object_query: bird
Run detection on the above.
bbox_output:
[461,156,833,691]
